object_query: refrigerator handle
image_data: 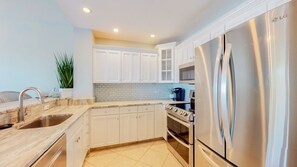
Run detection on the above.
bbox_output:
[221,43,236,148]
[213,46,224,145]
[197,143,220,167]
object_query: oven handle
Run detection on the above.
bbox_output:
[167,113,191,128]
[167,129,190,149]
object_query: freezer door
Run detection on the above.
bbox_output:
[196,140,235,167]
[195,36,225,156]
[223,7,271,167]
[266,1,297,166]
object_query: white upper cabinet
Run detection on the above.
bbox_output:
[93,50,109,83]
[159,49,173,82]
[156,42,176,83]
[140,53,158,83]
[122,52,141,83]
[93,49,121,83]
[93,47,158,83]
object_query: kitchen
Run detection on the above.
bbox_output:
[0,0,295,167]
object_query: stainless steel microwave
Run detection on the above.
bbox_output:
[179,61,195,84]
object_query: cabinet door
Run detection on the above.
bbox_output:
[90,116,107,147]
[187,44,195,61]
[131,53,141,82]
[77,127,85,167]
[108,51,122,82]
[83,112,89,155]
[141,53,150,82]
[149,54,158,82]
[93,50,109,83]
[175,48,182,83]
[66,135,76,167]
[120,113,138,143]
[122,52,132,82]
[122,52,140,83]
[106,115,120,146]
[159,49,174,82]
[138,111,154,141]
[67,126,84,167]
[154,105,166,138]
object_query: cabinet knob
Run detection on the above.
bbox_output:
[76,137,81,143]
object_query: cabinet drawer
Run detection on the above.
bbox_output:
[120,106,138,114]
[138,105,155,112]
[91,107,119,116]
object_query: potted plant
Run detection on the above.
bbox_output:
[55,52,73,98]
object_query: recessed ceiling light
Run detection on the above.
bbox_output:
[113,28,119,32]
[82,7,91,14]
[150,34,155,38]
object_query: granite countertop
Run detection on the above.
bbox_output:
[0,100,187,167]
[92,100,189,108]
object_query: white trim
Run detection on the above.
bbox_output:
[176,0,290,49]
[155,42,177,49]
[93,44,157,54]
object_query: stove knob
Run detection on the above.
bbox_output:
[184,113,188,116]
[175,109,178,112]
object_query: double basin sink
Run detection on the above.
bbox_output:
[19,114,73,129]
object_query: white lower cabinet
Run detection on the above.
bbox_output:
[66,112,88,167]
[90,104,166,148]
[120,113,138,143]
[106,115,120,145]
[154,104,167,139]
[83,112,89,155]
[138,111,155,141]
[90,114,120,148]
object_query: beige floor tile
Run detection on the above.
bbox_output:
[162,154,183,167]
[106,155,137,167]
[150,141,170,154]
[86,150,119,167]
[127,141,154,150]
[118,146,149,161]
[109,145,129,154]
[134,161,153,167]
[83,161,95,167]
[139,149,168,167]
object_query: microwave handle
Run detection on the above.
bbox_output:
[167,130,190,148]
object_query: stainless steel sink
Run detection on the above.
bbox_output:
[19,114,73,129]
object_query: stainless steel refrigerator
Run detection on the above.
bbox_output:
[195,0,297,166]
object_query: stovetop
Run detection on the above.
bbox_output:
[169,103,194,113]
[165,103,195,122]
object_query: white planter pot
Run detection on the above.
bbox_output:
[59,88,73,98]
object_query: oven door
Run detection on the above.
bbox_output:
[167,114,192,144]
[167,129,190,166]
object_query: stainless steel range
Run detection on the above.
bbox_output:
[165,100,195,167]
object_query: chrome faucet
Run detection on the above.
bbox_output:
[18,87,44,122]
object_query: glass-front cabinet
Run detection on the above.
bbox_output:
[157,42,176,83]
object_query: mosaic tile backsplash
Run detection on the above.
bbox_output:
[94,83,174,102]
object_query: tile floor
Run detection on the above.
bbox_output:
[83,140,183,167]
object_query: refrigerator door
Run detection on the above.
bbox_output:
[195,140,234,167]
[266,1,297,166]
[195,35,225,156]
[223,8,270,167]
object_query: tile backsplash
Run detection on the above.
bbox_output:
[94,83,174,102]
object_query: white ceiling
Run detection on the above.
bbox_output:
[56,0,247,45]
